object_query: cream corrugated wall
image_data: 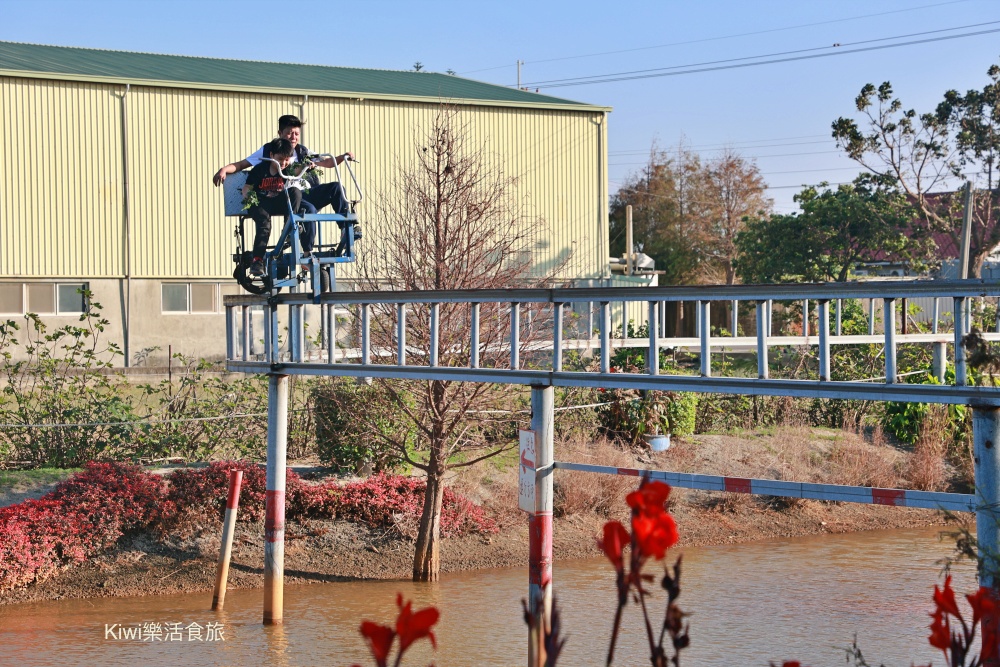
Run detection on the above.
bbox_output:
[2,77,608,282]
[1,77,124,277]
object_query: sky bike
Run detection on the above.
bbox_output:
[223,155,362,299]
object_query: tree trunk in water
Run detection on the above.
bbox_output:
[412,460,446,582]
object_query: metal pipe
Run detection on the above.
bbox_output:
[263,374,289,625]
[528,385,554,665]
[869,298,876,336]
[731,299,738,336]
[511,303,521,370]
[397,303,406,365]
[695,300,702,337]
[361,303,370,365]
[600,302,610,373]
[471,303,480,368]
[956,297,967,386]
[802,299,809,338]
[933,297,940,334]
[625,205,633,276]
[818,300,830,382]
[553,303,563,372]
[835,299,842,337]
[430,303,440,367]
[766,299,773,336]
[885,298,897,384]
[289,305,302,363]
[972,405,1000,663]
[756,302,768,379]
[648,300,659,375]
[212,469,243,611]
[120,84,133,368]
[700,301,712,377]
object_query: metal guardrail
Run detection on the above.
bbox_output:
[224,280,1000,406]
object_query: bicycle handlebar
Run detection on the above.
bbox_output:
[260,153,364,203]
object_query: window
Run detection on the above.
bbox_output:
[161,283,221,314]
[0,283,87,315]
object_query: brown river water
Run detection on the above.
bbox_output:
[0,526,978,667]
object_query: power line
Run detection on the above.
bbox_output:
[610,150,845,167]
[609,138,832,156]
[459,0,971,75]
[525,23,1000,89]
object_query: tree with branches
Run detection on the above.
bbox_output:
[350,108,555,581]
[831,58,1000,277]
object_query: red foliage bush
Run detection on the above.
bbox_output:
[0,462,164,590]
[0,461,496,592]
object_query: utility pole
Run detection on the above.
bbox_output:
[959,180,974,279]
[517,60,523,89]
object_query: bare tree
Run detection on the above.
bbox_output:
[702,148,771,284]
[353,108,555,581]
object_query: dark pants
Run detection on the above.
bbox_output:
[248,189,302,259]
[303,181,350,216]
[298,197,317,253]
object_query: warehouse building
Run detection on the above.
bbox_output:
[0,42,611,366]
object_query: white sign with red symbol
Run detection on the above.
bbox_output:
[518,429,536,513]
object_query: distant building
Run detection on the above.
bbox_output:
[0,42,611,366]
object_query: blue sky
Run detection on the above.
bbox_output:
[2,0,998,214]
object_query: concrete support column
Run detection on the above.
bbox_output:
[263,373,289,626]
[528,386,554,667]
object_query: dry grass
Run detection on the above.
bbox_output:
[552,433,636,518]
[904,405,949,492]
[827,441,899,489]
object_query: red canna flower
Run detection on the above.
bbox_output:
[359,620,395,667]
[395,593,440,655]
[599,521,630,571]
[632,511,679,560]
[626,480,672,517]
[928,607,951,651]
[966,586,997,626]
[933,575,963,621]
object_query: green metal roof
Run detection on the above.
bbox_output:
[0,41,608,111]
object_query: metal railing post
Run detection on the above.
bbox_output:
[225,306,235,361]
[263,373,289,626]
[933,297,941,334]
[397,303,406,365]
[511,303,521,370]
[600,302,611,373]
[956,297,967,386]
[470,303,480,369]
[648,300,659,375]
[553,303,563,372]
[430,303,440,367]
[242,306,251,361]
[869,298,876,336]
[361,303,370,366]
[933,342,947,382]
[802,299,809,338]
[756,302,769,379]
[731,299,738,336]
[885,298,897,384]
[700,301,712,377]
[835,299,842,337]
[326,304,336,363]
[819,300,830,381]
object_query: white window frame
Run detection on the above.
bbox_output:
[0,282,88,316]
[161,282,222,315]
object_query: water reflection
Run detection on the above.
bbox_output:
[0,526,978,666]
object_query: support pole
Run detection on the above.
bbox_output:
[553,303,563,372]
[600,302,610,373]
[869,298,876,336]
[731,299,738,336]
[972,405,1000,665]
[430,303,440,367]
[471,303,480,369]
[212,469,243,611]
[835,299,842,337]
[263,374,289,626]
[528,385,554,667]
[397,303,406,365]
[511,303,521,370]
[933,297,940,335]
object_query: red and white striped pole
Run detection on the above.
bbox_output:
[212,469,243,611]
[263,374,289,626]
[528,385,553,667]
